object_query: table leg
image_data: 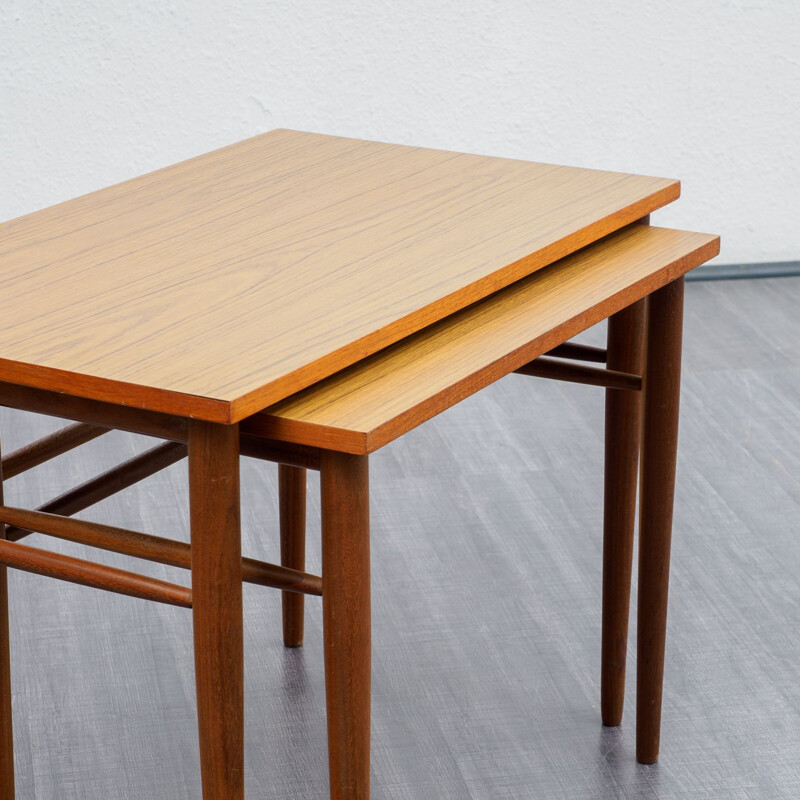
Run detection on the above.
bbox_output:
[189,421,244,799]
[601,299,645,726]
[321,451,371,800]
[279,465,307,647]
[0,437,15,796]
[637,276,684,764]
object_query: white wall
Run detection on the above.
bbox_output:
[2,0,798,265]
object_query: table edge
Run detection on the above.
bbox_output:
[0,181,680,423]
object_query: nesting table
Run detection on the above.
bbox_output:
[0,129,719,798]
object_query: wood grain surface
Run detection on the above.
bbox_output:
[188,421,244,799]
[0,537,192,608]
[637,277,685,764]
[249,225,719,453]
[321,452,371,800]
[601,300,645,727]
[279,465,307,646]
[0,129,679,422]
[0,504,321,596]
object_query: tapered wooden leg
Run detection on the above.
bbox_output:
[601,299,645,726]
[279,465,307,647]
[637,277,684,764]
[321,451,370,800]
[189,421,244,799]
[0,438,15,796]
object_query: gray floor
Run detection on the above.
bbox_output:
[1,277,799,799]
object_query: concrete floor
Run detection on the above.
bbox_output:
[1,276,799,799]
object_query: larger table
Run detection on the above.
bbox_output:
[0,129,719,798]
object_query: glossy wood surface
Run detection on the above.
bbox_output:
[321,452,371,800]
[0,381,322,470]
[637,277,685,764]
[601,300,645,726]
[189,421,244,799]
[279,465,307,647]
[546,342,607,363]
[514,357,641,391]
[0,380,189,442]
[251,225,718,453]
[0,537,192,608]
[0,129,679,422]
[0,505,321,596]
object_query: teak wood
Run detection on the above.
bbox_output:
[321,452,371,800]
[514,357,642,391]
[0,380,321,471]
[637,277,685,764]
[0,537,192,608]
[189,421,244,800]
[279,464,308,646]
[249,225,718,454]
[545,341,607,363]
[601,299,646,726]
[0,129,718,799]
[0,505,321,597]
[0,129,679,423]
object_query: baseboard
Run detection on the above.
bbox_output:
[687,261,800,282]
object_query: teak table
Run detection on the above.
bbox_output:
[0,129,719,798]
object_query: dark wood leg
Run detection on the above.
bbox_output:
[0,438,14,796]
[189,421,244,799]
[637,277,685,764]
[321,451,370,800]
[279,465,307,647]
[601,299,645,726]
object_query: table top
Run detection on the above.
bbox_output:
[0,129,679,423]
